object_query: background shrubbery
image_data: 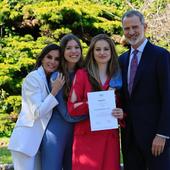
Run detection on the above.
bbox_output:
[0,0,169,137]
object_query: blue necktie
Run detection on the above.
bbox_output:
[128,50,138,95]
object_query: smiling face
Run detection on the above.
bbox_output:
[93,39,111,65]
[64,39,81,66]
[42,50,60,75]
[122,15,147,49]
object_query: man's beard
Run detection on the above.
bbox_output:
[126,32,144,46]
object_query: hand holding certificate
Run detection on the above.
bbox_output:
[87,90,118,131]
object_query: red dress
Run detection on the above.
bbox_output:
[67,69,121,170]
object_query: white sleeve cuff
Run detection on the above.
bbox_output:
[156,134,170,139]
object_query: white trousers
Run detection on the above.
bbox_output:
[11,151,41,170]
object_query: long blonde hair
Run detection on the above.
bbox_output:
[84,34,119,91]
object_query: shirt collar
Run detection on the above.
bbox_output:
[130,39,148,55]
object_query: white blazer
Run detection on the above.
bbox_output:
[8,66,58,157]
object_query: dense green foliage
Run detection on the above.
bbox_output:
[0,0,169,136]
[0,146,12,164]
[0,137,11,164]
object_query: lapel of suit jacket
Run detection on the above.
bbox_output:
[37,66,50,93]
[130,41,151,96]
[122,50,131,98]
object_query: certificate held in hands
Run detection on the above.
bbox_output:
[87,90,118,131]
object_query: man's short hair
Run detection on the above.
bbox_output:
[122,10,145,25]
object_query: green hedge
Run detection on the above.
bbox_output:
[0,0,169,136]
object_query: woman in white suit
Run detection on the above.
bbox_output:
[8,44,65,170]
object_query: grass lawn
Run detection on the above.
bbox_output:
[0,147,12,164]
[0,137,12,164]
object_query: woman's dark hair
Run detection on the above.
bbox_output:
[60,33,83,100]
[34,43,60,69]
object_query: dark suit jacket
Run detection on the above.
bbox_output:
[119,41,170,150]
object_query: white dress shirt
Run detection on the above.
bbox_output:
[127,38,148,85]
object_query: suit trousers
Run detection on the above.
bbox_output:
[122,130,170,170]
[11,151,41,170]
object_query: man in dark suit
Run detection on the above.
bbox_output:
[119,10,170,170]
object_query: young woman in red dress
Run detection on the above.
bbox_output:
[67,34,124,170]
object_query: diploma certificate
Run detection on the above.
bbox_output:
[87,90,118,131]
